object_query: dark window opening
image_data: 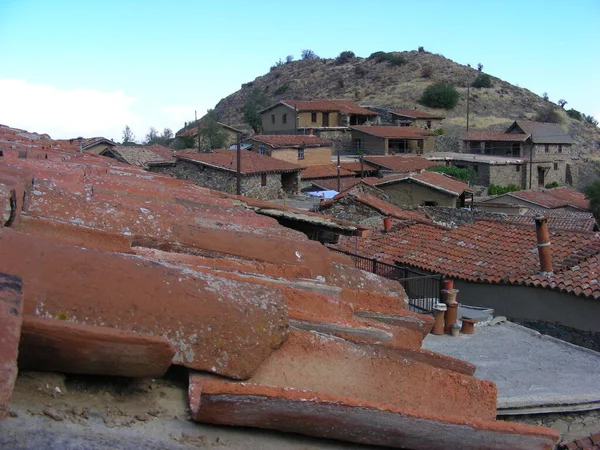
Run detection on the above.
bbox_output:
[424,201,438,206]
[271,115,275,124]
[282,114,287,124]
[558,145,563,153]
[516,165,521,172]
[426,120,432,129]
[322,112,330,127]
[554,162,558,170]
[311,112,317,122]
[544,144,549,153]
[298,148,305,160]
[261,173,267,186]
[259,145,265,155]
[472,165,478,173]
[354,138,363,150]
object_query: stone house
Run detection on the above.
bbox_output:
[251,134,333,166]
[80,137,117,154]
[168,149,301,200]
[351,126,435,155]
[389,109,445,130]
[176,122,244,149]
[481,187,590,213]
[462,120,576,189]
[299,164,356,191]
[100,144,175,169]
[260,100,379,134]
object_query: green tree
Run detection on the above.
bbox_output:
[583,114,599,127]
[197,111,227,151]
[472,73,493,88]
[144,127,160,145]
[535,106,563,124]
[584,179,600,223]
[336,50,355,64]
[427,165,477,185]
[243,88,271,133]
[419,82,460,109]
[301,49,319,60]
[122,125,135,144]
[566,109,582,121]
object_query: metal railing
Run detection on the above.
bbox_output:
[328,247,443,313]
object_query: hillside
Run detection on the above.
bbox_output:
[184,50,600,187]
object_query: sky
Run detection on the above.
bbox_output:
[0,0,598,142]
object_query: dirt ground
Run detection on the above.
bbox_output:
[0,369,380,450]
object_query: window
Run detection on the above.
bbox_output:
[544,144,549,153]
[554,162,558,170]
[259,145,266,155]
[558,145,563,153]
[426,120,432,129]
[261,173,267,186]
[282,113,287,124]
[311,112,317,122]
[472,165,478,173]
[516,165,521,172]
[354,138,363,150]
[424,201,438,206]
[297,148,305,160]
[271,115,275,125]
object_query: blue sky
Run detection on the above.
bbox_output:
[1,0,598,141]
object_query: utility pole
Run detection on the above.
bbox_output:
[466,84,470,132]
[528,139,533,190]
[337,146,341,192]
[236,134,241,196]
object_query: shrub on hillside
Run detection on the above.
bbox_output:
[545,181,559,189]
[354,65,367,77]
[427,165,476,185]
[274,83,290,95]
[472,73,493,88]
[367,51,406,66]
[566,109,582,121]
[488,184,520,196]
[535,105,563,124]
[421,65,433,78]
[419,82,460,109]
[301,49,319,60]
[336,51,355,65]
[583,114,599,127]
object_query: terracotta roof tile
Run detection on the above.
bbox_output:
[175,149,301,175]
[252,134,331,148]
[390,109,445,119]
[300,164,355,180]
[501,210,597,232]
[372,171,468,196]
[363,155,437,172]
[352,125,434,139]
[339,160,379,172]
[103,144,175,167]
[507,188,590,211]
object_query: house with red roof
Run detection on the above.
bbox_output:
[251,134,333,166]
[389,109,445,130]
[351,125,436,155]
[463,120,576,189]
[100,144,175,169]
[259,99,379,133]
[482,187,591,212]
[171,149,302,200]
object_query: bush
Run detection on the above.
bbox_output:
[285,55,294,63]
[274,83,290,95]
[427,165,477,185]
[488,184,520,196]
[354,65,367,77]
[472,73,493,88]
[337,78,344,88]
[419,82,460,109]
[566,109,582,121]
[545,182,559,189]
[367,51,406,66]
[433,128,444,136]
[535,106,563,124]
[336,50,355,65]
[418,46,425,53]
[301,49,319,60]
[583,114,599,127]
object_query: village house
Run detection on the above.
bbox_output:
[351,125,436,155]
[462,120,576,189]
[298,164,356,190]
[333,216,600,334]
[176,122,245,148]
[251,134,333,166]
[99,144,175,169]
[171,149,301,200]
[260,99,379,134]
[389,109,445,130]
[480,187,590,212]
[363,155,437,173]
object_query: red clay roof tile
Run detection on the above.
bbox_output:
[507,188,590,211]
[363,155,437,172]
[300,164,355,180]
[252,134,332,148]
[175,149,301,175]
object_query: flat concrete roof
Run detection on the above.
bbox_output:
[423,321,600,415]
[426,152,525,165]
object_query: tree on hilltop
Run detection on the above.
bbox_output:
[243,88,271,133]
[122,125,136,144]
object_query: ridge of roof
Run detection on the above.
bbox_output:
[175,149,301,175]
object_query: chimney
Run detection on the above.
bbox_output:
[383,217,392,232]
[77,136,83,153]
[534,214,553,274]
[309,128,314,136]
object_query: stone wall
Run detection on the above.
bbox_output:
[148,159,287,201]
[404,205,506,228]
[510,319,600,353]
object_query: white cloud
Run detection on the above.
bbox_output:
[0,79,142,141]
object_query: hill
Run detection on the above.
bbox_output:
[181,50,600,188]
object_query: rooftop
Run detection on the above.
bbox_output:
[101,144,175,168]
[351,125,434,139]
[252,134,332,148]
[501,210,597,232]
[261,99,378,116]
[390,109,445,120]
[175,149,301,175]
[363,155,437,172]
[300,164,355,180]
[426,152,525,164]
[494,188,591,211]
[463,120,575,145]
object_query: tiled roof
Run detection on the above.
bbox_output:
[334,220,600,300]
[393,171,469,196]
[501,210,597,232]
[104,144,175,167]
[390,109,445,120]
[0,123,560,448]
[175,149,301,175]
[252,134,332,148]
[312,177,376,192]
[339,160,379,172]
[300,164,355,180]
[176,122,243,138]
[352,125,434,139]
[558,432,600,449]
[463,131,529,142]
[363,155,437,172]
[281,100,378,116]
[507,188,590,211]
[515,120,576,145]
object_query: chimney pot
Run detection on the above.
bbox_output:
[383,217,392,232]
[534,215,553,274]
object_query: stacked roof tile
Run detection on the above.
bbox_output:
[103,144,175,167]
[0,124,560,449]
[363,155,437,172]
[499,188,590,211]
[300,164,355,180]
[252,134,332,148]
[502,210,597,232]
[175,148,301,174]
